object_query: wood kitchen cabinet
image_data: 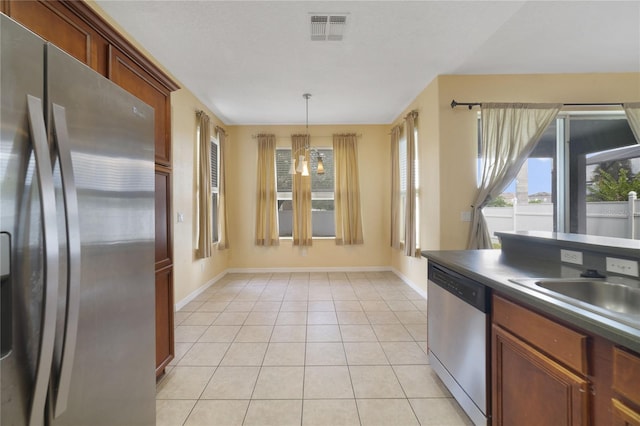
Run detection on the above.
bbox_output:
[154,167,174,374]
[2,0,109,74]
[492,325,589,426]
[109,46,173,167]
[612,348,640,426]
[492,295,589,426]
[492,293,640,426]
[613,399,640,426]
[154,167,173,270]
[155,265,174,373]
[2,0,179,377]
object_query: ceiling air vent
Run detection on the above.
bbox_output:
[310,14,348,41]
[310,15,328,41]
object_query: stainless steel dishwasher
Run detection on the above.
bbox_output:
[427,262,490,426]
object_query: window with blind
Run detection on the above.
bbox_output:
[210,137,219,242]
[398,127,419,245]
[276,148,335,237]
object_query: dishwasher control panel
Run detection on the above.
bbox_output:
[428,263,489,313]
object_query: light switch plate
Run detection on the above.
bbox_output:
[560,249,583,265]
[606,257,639,277]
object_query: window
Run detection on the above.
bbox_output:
[398,127,419,245]
[276,148,335,237]
[481,111,639,241]
[210,136,219,242]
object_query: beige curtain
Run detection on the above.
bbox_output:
[389,125,402,250]
[216,127,229,249]
[255,134,279,246]
[292,134,312,246]
[468,103,561,249]
[404,111,420,257]
[623,102,640,144]
[196,111,213,258]
[333,134,363,245]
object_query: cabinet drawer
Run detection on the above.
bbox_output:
[493,295,588,375]
[613,347,640,406]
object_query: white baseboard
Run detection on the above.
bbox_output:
[175,266,426,311]
[225,266,392,274]
[175,270,228,311]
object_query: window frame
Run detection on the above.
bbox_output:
[210,135,219,243]
[397,126,419,246]
[275,147,336,238]
[478,109,638,240]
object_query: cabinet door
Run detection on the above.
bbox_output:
[492,325,589,426]
[155,266,174,376]
[154,167,172,269]
[5,0,108,74]
[109,46,172,166]
[613,347,640,406]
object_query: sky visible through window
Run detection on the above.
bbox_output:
[477,158,553,195]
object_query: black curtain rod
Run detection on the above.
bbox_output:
[450,100,480,109]
[450,99,624,110]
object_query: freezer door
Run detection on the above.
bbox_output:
[1,16,59,426]
[46,44,156,426]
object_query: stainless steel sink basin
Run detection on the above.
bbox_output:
[535,279,640,315]
[509,277,640,328]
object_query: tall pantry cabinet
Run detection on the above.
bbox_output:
[1,0,179,377]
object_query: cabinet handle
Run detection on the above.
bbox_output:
[51,103,81,418]
[26,95,60,426]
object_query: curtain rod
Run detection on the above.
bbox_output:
[251,133,362,139]
[450,99,624,110]
[404,109,418,119]
[195,110,228,134]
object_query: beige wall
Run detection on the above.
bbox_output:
[171,90,230,303]
[389,77,441,292]
[226,125,391,270]
[391,72,640,292]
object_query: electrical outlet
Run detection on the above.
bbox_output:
[460,211,471,222]
[560,249,583,265]
[606,257,639,277]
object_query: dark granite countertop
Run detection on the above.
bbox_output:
[421,248,640,354]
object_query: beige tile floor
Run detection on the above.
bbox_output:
[156,271,473,426]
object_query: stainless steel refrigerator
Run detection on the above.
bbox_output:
[1,15,156,425]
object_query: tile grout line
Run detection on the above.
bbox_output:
[239,276,272,426]
[160,272,448,426]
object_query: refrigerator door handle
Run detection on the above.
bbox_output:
[51,103,81,418]
[26,95,60,426]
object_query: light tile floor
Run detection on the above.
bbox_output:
[156,271,473,426]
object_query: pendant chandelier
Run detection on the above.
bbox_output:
[289,93,324,176]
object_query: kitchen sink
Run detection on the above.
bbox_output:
[535,279,640,315]
[509,277,640,328]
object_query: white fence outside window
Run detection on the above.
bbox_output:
[484,193,639,243]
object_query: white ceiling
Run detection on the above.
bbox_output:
[95,1,640,125]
